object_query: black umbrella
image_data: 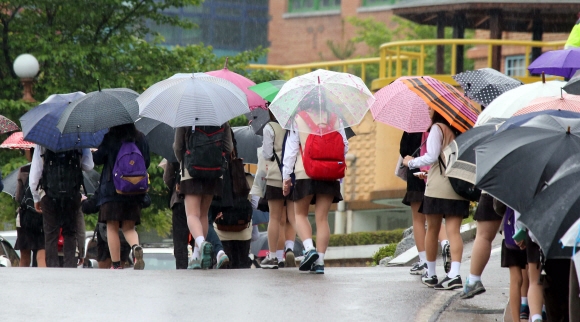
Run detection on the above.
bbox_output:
[56,87,139,134]
[518,154,580,259]
[453,68,523,107]
[475,114,580,213]
[245,108,269,135]
[563,71,580,95]
[2,166,24,198]
[232,126,263,164]
[135,117,177,163]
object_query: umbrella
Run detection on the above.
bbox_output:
[250,231,304,258]
[0,116,19,135]
[494,110,580,135]
[56,88,139,134]
[206,59,267,110]
[528,48,580,79]
[560,217,580,248]
[269,69,375,135]
[513,93,580,116]
[135,117,177,163]
[475,114,580,213]
[452,68,523,107]
[345,127,356,140]
[137,73,250,127]
[442,122,501,184]
[518,154,580,259]
[248,80,287,103]
[2,166,25,198]
[0,132,34,150]
[563,70,580,95]
[370,76,432,133]
[475,79,565,125]
[395,76,479,133]
[245,108,270,135]
[232,126,263,165]
[20,92,107,152]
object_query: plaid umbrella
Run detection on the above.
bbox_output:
[0,132,34,150]
[513,93,580,116]
[56,88,139,134]
[453,68,522,107]
[399,76,479,133]
[248,80,287,103]
[528,48,580,79]
[0,115,20,135]
[135,117,177,163]
[232,126,263,165]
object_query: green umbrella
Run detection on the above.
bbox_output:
[248,80,287,103]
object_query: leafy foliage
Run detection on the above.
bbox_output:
[371,244,397,266]
[315,229,404,247]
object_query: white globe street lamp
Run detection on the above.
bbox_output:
[13,53,40,102]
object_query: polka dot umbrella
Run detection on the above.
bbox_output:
[453,68,523,107]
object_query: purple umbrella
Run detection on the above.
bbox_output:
[528,48,580,79]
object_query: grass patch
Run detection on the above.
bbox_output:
[317,229,405,247]
[371,244,397,266]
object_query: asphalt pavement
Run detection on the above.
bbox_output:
[0,235,508,322]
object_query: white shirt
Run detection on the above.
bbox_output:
[282,127,349,180]
[29,145,95,203]
[262,124,275,160]
[407,125,442,169]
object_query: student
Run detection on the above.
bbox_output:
[93,123,149,270]
[404,108,469,290]
[282,111,348,274]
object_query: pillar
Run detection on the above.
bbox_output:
[489,9,503,71]
[436,12,445,74]
[452,12,466,73]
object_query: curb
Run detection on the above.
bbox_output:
[388,222,478,266]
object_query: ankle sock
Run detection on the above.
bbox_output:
[217,250,225,260]
[315,253,325,265]
[521,297,528,305]
[276,250,284,261]
[427,261,436,277]
[531,314,542,321]
[267,252,276,260]
[112,261,121,268]
[448,261,461,278]
[285,240,295,251]
[195,236,205,249]
[440,240,449,249]
[468,274,481,285]
[303,239,314,252]
[193,246,200,260]
[418,251,427,265]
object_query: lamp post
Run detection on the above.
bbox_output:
[13,53,39,102]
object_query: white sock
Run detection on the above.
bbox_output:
[531,314,542,322]
[521,297,528,305]
[276,250,284,261]
[315,252,325,265]
[267,252,276,259]
[440,240,449,249]
[418,251,427,265]
[427,261,436,277]
[468,274,481,285]
[448,261,461,278]
[195,236,205,248]
[303,238,314,251]
[193,246,200,260]
[542,304,546,312]
[217,250,225,260]
[285,240,295,251]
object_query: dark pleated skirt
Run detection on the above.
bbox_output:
[287,179,342,204]
[403,168,426,206]
[420,196,470,218]
[179,178,222,196]
[501,240,527,269]
[473,193,502,222]
[265,185,285,201]
[15,227,45,251]
[99,201,141,224]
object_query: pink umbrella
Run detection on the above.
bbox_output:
[206,58,267,110]
[513,93,580,116]
[0,132,34,149]
[370,76,432,133]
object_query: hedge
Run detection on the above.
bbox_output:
[314,229,405,247]
[371,244,398,266]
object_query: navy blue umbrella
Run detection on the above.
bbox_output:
[20,92,107,152]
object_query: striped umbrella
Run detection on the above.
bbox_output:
[137,73,250,127]
[513,93,580,116]
[0,132,34,150]
[401,76,479,133]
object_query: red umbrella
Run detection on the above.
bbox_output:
[206,58,267,110]
[0,132,34,149]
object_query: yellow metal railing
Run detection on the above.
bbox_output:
[248,38,567,91]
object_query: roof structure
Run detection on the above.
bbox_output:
[389,1,580,33]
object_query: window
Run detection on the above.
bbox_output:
[288,0,341,13]
[505,55,526,77]
[362,0,398,6]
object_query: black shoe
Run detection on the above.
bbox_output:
[421,273,438,287]
[442,243,451,274]
[310,264,324,274]
[299,249,319,271]
[278,260,285,268]
[409,262,427,275]
[434,275,463,290]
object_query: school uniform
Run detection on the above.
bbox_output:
[399,132,426,205]
[262,122,285,200]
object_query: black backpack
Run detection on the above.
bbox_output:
[41,149,84,199]
[215,197,253,232]
[438,155,481,202]
[19,175,44,233]
[184,126,228,179]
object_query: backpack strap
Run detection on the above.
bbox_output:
[297,111,337,134]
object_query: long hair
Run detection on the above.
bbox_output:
[430,110,460,136]
[108,123,138,142]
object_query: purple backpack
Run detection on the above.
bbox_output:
[503,207,519,250]
[113,142,148,195]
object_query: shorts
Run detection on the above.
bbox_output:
[501,240,527,269]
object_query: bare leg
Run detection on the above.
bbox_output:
[19,249,31,267]
[444,216,463,262]
[293,195,314,242]
[276,206,287,251]
[438,222,448,242]
[521,266,529,299]
[286,201,296,230]
[469,220,502,276]
[528,263,544,319]
[509,266,524,322]
[410,201,426,252]
[267,199,284,254]
[284,217,296,245]
[425,215,443,262]
[121,220,139,247]
[36,249,46,267]
[107,221,121,262]
[184,194,213,240]
[313,194,333,253]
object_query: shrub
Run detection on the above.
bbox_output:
[315,229,404,247]
[371,244,397,266]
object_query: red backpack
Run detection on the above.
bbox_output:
[298,112,346,181]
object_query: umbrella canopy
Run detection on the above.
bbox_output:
[513,94,580,116]
[0,116,20,135]
[269,69,374,135]
[138,73,250,127]
[232,126,263,165]
[135,117,177,163]
[563,70,580,95]
[495,110,580,135]
[475,80,565,125]
[560,216,580,248]
[245,108,270,135]
[206,61,267,110]
[475,114,580,213]
[443,122,501,184]
[248,80,287,103]
[452,68,522,107]
[0,132,34,150]
[2,166,24,198]
[20,92,107,152]
[370,77,432,133]
[398,76,479,133]
[518,154,580,259]
[528,48,580,79]
[56,88,139,134]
